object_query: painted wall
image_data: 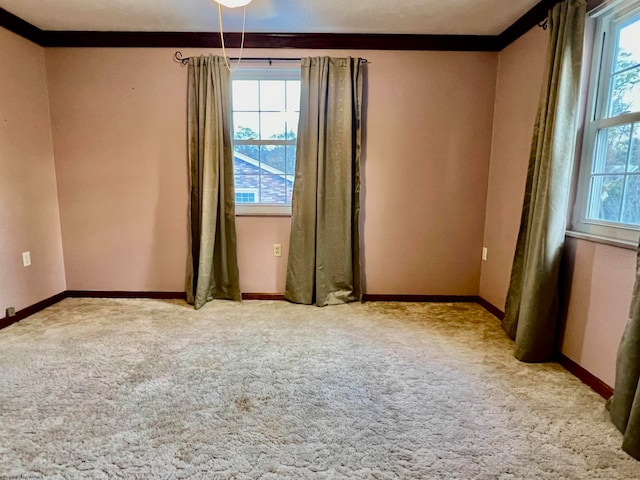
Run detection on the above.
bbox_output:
[46,49,188,292]
[479,26,637,387]
[560,239,636,386]
[46,47,497,294]
[0,27,66,314]
[479,26,548,309]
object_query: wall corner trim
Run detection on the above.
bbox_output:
[0,291,68,329]
[556,353,614,400]
[362,294,480,303]
[66,290,187,300]
[476,297,506,320]
[242,293,287,300]
[0,7,45,45]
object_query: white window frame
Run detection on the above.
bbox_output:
[571,0,640,245]
[231,64,300,216]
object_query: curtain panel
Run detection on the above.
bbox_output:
[502,0,586,362]
[186,55,241,309]
[285,57,365,306]
[609,243,640,459]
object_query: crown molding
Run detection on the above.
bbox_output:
[0,1,606,52]
[0,6,44,44]
[497,0,561,48]
[498,0,607,49]
[36,31,502,51]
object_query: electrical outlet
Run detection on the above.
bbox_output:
[5,307,16,318]
[482,247,488,261]
[273,244,282,257]
[22,251,31,267]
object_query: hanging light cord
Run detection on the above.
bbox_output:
[217,3,247,71]
[217,2,231,70]
[237,6,246,67]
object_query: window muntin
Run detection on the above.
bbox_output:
[573,1,640,243]
[231,68,300,215]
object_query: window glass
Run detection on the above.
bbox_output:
[259,81,286,111]
[231,68,301,214]
[572,3,640,243]
[232,80,259,111]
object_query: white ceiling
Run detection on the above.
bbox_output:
[0,0,541,35]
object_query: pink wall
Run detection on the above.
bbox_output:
[362,50,496,294]
[46,49,188,292]
[236,217,291,293]
[0,27,66,314]
[479,26,548,309]
[561,238,636,386]
[479,26,638,387]
[46,47,497,294]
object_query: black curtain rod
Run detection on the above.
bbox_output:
[174,51,369,66]
[536,0,605,31]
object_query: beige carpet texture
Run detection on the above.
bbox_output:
[1,298,639,479]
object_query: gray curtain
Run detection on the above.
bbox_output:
[608,243,640,459]
[503,0,586,362]
[285,57,365,306]
[186,55,241,309]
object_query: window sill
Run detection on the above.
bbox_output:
[236,213,292,218]
[565,230,638,251]
[235,204,292,217]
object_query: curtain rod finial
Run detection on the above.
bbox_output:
[174,51,188,66]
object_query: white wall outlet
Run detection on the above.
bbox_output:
[482,247,488,261]
[22,251,31,267]
[273,244,282,257]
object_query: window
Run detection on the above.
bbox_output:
[231,67,300,215]
[573,0,640,243]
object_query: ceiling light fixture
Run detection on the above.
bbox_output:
[213,0,252,8]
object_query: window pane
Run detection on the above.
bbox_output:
[622,175,640,225]
[232,80,259,111]
[234,155,258,175]
[574,9,640,239]
[286,145,296,175]
[588,175,624,222]
[260,112,286,140]
[233,112,259,140]
[608,67,640,117]
[231,73,299,209]
[594,124,632,173]
[260,145,285,172]
[234,144,259,163]
[235,174,260,195]
[286,112,299,140]
[260,175,287,204]
[286,80,301,112]
[630,123,640,172]
[234,146,260,181]
[286,175,295,203]
[614,17,640,73]
[259,81,286,111]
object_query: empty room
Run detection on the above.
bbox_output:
[1,0,640,477]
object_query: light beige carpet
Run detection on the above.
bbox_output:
[1,298,639,479]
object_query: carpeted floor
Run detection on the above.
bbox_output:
[1,298,639,479]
